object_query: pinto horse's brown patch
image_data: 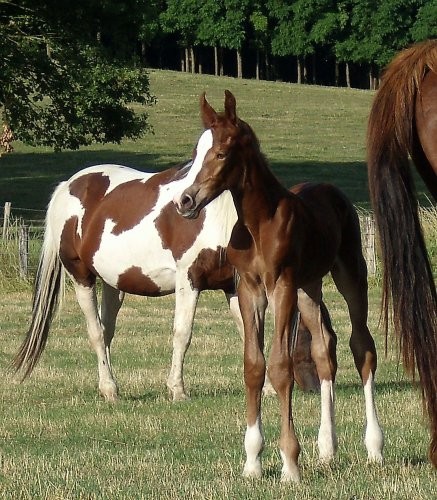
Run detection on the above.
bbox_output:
[187,247,234,292]
[117,266,162,295]
[155,202,206,261]
[59,215,96,288]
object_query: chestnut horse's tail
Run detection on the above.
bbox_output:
[367,40,437,467]
[13,204,64,379]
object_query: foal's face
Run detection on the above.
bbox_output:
[175,91,242,219]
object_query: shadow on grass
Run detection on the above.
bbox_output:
[125,385,245,403]
[1,149,431,218]
[336,380,414,395]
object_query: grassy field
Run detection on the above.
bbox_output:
[0,287,436,499]
[0,71,436,498]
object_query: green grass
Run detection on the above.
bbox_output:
[0,287,436,499]
[0,70,436,498]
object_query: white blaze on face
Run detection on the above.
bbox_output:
[189,129,213,181]
[173,129,213,206]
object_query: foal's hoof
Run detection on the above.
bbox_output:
[242,460,262,479]
[367,451,384,464]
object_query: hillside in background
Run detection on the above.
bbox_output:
[0,70,430,214]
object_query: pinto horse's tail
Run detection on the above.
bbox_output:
[367,40,437,468]
[13,206,64,379]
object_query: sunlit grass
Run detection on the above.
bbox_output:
[0,69,435,498]
[0,287,436,498]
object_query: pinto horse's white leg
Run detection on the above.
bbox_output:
[100,283,124,392]
[167,280,199,401]
[318,379,337,461]
[75,283,118,401]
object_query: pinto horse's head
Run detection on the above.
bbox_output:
[174,90,254,219]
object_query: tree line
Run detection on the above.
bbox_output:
[150,0,436,90]
[1,0,435,151]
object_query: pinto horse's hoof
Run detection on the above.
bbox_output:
[100,381,119,402]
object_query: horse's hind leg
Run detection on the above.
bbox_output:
[298,282,338,462]
[167,278,199,401]
[74,282,118,401]
[100,283,125,393]
[331,254,384,462]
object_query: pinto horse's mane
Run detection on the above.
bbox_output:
[171,159,194,182]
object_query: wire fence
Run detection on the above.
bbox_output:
[0,201,379,281]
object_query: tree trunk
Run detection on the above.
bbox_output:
[198,51,203,74]
[297,56,302,84]
[141,41,147,66]
[345,62,351,88]
[236,49,242,78]
[303,55,307,83]
[219,47,224,76]
[190,46,195,74]
[265,52,270,80]
[255,48,260,80]
[185,48,189,72]
[335,59,339,86]
[180,48,185,72]
[312,52,316,84]
[214,46,219,76]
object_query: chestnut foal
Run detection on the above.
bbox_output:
[175,91,383,482]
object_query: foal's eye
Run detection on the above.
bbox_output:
[216,152,226,160]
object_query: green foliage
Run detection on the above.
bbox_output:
[410,0,437,41]
[0,0,156,150]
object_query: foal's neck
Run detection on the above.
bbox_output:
[232,153,290,228]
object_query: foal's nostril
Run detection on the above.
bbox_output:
[181,193,194,209]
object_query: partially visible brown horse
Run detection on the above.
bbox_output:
[367,39,437,468]
[175,91,383,482]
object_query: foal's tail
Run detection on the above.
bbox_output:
[367,40,437,467]
[13,210,64,379]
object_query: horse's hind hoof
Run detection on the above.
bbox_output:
[100,382,119,402]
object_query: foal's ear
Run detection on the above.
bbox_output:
[224,90,237,124]
[200,92,218,128]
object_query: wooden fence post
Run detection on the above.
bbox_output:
[19,224,29,279]
[362,215,376,276]
[2,201,11,239]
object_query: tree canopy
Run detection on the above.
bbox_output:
[0,0,156,151]
[1,0,436,150]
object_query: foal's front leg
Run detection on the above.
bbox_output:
[268,277,301,482]
[238,279,267,479]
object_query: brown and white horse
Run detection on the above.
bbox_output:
[367,39,437,468]
[175,91,383,482]
[13,130,319,401]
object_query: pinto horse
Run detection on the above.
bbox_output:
[13,132,319,401]
[367,39,437,467]
[175,91,384,482]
